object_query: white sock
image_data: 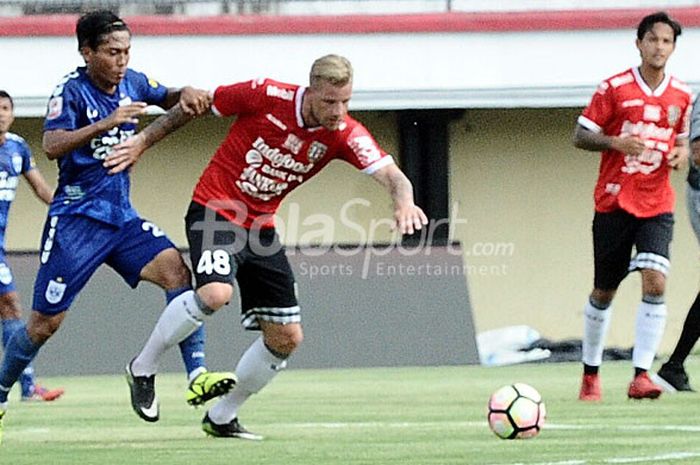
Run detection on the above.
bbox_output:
[132,290,207,376]
[582,299,612,367]
[209,337,287,424]
[633,300,667,370]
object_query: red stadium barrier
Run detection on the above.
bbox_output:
[2,7,700,36]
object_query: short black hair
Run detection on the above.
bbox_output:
[76,10,130,50]
[0,90,13,108]
[637,11,682,42]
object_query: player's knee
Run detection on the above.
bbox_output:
[591,289,615,307]
[196,283,233,311]
[641,270,666,297]
[27,312,63,344]
[264,325,303,356]
[0,291,22,319]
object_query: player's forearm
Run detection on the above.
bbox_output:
[381,168,416,210]
[43,121,112,159]
[572,125,616,152]
[138,103,194,149]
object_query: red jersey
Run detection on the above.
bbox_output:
[193,78,394,229]
[578,67,691,218]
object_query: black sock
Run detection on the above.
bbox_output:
[634,367,646,377]
[668,292,700,365]
[583,364,599,375]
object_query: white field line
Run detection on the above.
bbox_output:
[285,420,700,433]
[492,452,700,465]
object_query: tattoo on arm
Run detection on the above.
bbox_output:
[141,104,193,148]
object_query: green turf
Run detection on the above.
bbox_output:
[1,358,699,465]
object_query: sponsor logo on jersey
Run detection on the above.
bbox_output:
[0,171,19,201]
[643,105,661,122]
[266,85,294,101]
[251,137,313,173]
[349,135,381,165]
[668,105,680,126]
[11,154,23,174]
[622,99,644,108]
[90,127,136,160]
[46,96,63,120]
[605,183,621,195]
[45,278,66,305]
[266,114,288,131]
[283,133,303,155]
[0,263,12,286]
[86,107,99,120]
[620,120,673,141]
[307,141,327,163]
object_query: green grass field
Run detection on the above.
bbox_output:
[1,358,699,465]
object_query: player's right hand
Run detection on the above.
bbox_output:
[104,133,147,174]
[104,102,148,127]
[611,135,646,156]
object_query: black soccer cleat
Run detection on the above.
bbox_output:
[125,360,160,422]
[202,413,262,440]
[653,362,695,392]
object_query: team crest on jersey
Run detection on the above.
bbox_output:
[11,154,23,174]
[307,141,327,163]
[46,96,63,120]
[148,78,160,89]
[643,105,661,122]
[45,278,66,304]
[668,106,681,126]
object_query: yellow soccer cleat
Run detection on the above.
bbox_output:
[186,371,237,406]
[0,408,6,445]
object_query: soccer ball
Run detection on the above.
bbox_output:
[487,383,546,439]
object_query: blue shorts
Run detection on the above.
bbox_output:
[0,249,16,295]
[33,215,176,315]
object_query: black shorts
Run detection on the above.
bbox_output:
[592,210,673,290]
[185,201,299,330]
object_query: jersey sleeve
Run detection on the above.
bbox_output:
[20,140,36,173]
[690,95,700,142]
[578,80,615,134]
[677,96,692,139]
[340,123,394,174]
[44,79,83,131]
[211,79,267,117]
[129,69,168,106]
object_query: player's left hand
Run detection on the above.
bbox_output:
[667,145,688,170]
[104,133,147,174]
[394,204,429,235]
[180,87,211,116]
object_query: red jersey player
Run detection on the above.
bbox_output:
[107,54,427,439]
[572,12,691,402]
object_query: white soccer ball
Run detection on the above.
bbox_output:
[487,383,546,439]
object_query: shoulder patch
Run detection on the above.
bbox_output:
[46,96,63,120]
[609,73,634,88]
[670,78,692,96]
[266,84,295,101]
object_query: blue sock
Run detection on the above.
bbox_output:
[167,287,207,379]
[0,327,42,403]
[2,319,35,397]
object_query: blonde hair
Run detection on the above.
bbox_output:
[309,54,353,87]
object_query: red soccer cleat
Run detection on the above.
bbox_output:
[579,373,602,401]
[628,372,662,400]
[22,384,65,402]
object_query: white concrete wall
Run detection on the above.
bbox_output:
[4,23,700,116]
